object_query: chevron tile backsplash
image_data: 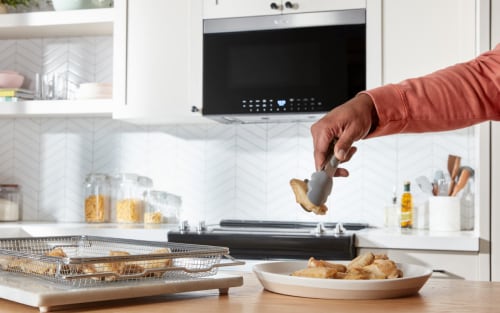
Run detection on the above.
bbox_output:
[0,117,476,227]
[0,36,477,227]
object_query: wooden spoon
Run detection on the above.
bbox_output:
[451,167,471,196]
[448,155,461,195]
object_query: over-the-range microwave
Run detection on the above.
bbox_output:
[202,6,381,124]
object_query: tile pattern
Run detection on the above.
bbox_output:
[0,36,477,227]
[0,117,476,227]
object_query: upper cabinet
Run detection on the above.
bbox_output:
[113,0,207,124]
[381,0,477,83]
[203,0,366,19]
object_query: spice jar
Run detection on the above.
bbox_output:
[113,173,143,223]
[0,184,21,221]
[83,173,110,223]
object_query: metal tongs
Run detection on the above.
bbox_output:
[306,139,340,206]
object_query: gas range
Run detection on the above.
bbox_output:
[167,220,369,260]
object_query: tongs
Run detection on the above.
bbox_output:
[306,140,340,206]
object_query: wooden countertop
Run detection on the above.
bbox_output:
[0,271,498,313]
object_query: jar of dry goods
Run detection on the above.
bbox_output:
[114,173,143,223]
[0,184,21,221]
[83,173,110,223]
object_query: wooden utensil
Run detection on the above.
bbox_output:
[451,167,471,196]
[448,155,461,196]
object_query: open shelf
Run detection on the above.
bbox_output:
[0,99,113,117]
[0,8,113,39]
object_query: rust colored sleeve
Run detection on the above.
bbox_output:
[362,44,500,138]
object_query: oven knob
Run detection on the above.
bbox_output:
[334,222,346,235]
[284,1,295,9]
[270,2,280,10]
[197,220,207,233]
[313,222,326,236]
[179,220,190,232]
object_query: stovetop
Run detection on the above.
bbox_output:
[168,220,369,260]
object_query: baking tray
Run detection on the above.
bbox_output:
[0,235,244,287]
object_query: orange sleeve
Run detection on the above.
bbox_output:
[362,44,500,138]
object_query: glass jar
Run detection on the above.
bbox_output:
[0,184,21,222]
[144,191,181,224]
[83,173,110,223]
[144,190,167,224]
[113,173,143,223]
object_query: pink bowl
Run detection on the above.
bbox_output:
[0,71,24,89]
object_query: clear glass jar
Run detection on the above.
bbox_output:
[144,190,167,224]
[114,173,143,223]
[0,184,21,222]
[144,191,181,224]
[83,173,110,223]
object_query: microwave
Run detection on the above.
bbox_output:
[202,9,367,124]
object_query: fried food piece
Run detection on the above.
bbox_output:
[366,259,403,279]
[347,252,375,270]
[307,257,347,273]
[291,266,338,279]
[46,247,67,258]
[341,267,374,280]
[289,179,328,215]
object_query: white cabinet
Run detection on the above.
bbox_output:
[113,0,208,124]
[381,0,476,83]
[203,0,366,19]
[358,248,480,280]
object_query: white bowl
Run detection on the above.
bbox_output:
[0,71,24,89]
[76,82,112,99]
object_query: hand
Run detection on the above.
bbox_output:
[310,93,377,176]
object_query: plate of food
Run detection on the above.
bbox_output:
[252,252,432,300]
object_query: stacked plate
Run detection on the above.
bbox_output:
[75,82,112,100]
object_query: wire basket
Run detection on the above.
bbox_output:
[0,235,242,287]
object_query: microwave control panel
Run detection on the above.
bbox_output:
[240,97,325,113]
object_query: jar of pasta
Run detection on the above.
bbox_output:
[114,173,142,223]
[83,173,110,223]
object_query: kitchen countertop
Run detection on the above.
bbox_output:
[0,271,497,313]
[0,222,480,252]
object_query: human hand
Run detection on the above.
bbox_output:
[310,93,377,176]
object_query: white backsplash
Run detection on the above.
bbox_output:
[0,118,475,227]
[0,36,476,227]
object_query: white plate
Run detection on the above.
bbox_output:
[253,260,432,300]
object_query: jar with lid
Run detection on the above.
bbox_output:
[0,184,21,222]
[144,191,181,224]
[113,173,143,223]
[83,173,110,223]
[144,190,166,224]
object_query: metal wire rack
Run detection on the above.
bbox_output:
[0,235,243,287]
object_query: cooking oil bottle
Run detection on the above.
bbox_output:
[400,181,413,228]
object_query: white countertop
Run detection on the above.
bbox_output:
[0,222,480,252]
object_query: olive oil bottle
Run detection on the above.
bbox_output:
[400,181,413,228]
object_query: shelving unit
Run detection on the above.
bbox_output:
[0,99,112,117]
[0,8,113,39]
[0,8,114,117]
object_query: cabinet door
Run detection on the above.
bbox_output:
[203,0,279,18]
[358,248,480,280]
[113,0,207,124]
[203,0,366,19]
[382,0,476,84]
